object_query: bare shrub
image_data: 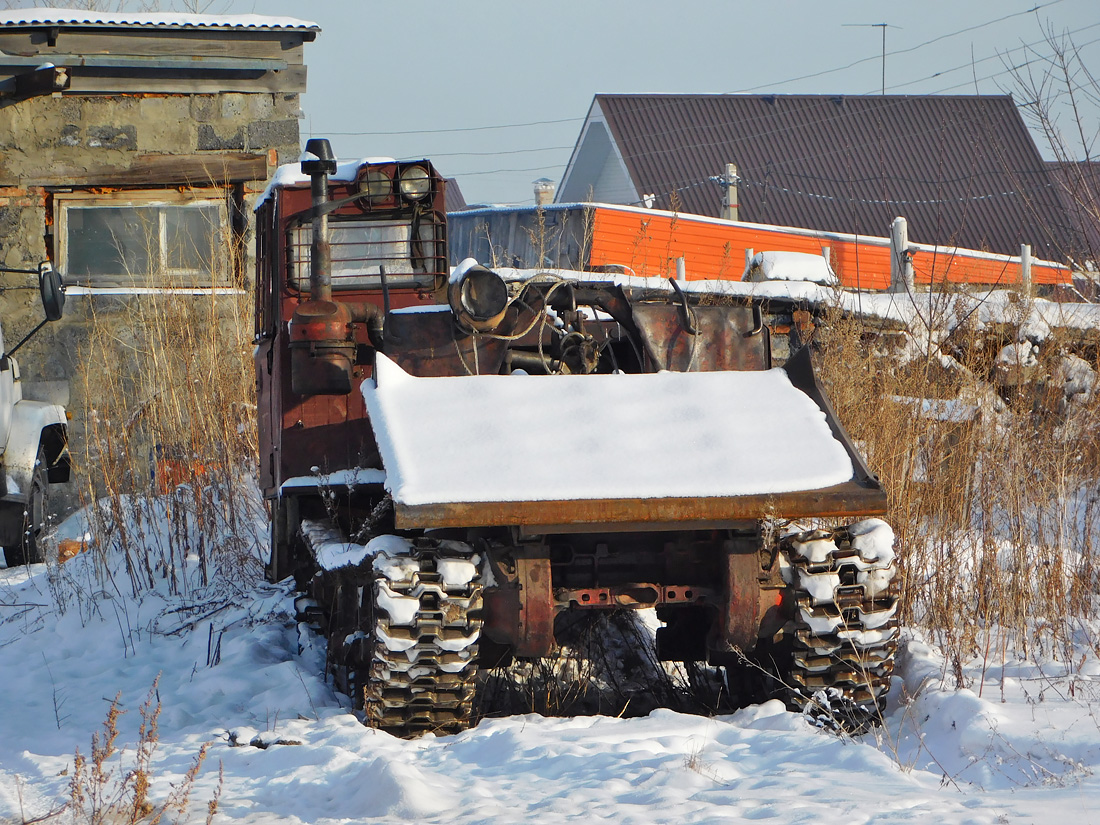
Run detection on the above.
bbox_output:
[816,300,1100,665]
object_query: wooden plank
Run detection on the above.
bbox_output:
[0,30,310,62]
[0,53,289,71]
[393,481,889,531]
[54,65,307,94]
[27,153,269,187]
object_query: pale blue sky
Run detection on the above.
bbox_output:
[52,1,1100,204]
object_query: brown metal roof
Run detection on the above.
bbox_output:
[1045,161,1100,264]
[444,177,467,213]
[595,94,1074,261]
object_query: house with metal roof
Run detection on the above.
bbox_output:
[555,94,1078,264]
[0,8,317,288]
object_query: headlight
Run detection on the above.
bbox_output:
[448,261,509,332]
[358,169,392,200]
[398,165,431,201]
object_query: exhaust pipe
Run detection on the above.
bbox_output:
[304,138,335,303]
[289,138,357,396]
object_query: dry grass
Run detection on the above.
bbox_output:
[71,268,263,598]
[64,680,218,825]
[815,296,1100,665]
[476,610,723,722]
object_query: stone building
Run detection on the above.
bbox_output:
[0,9,318,515]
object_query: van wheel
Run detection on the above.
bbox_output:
[3,445,48,567]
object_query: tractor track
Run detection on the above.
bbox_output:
[303,532,483,737]
[784,521,899,732]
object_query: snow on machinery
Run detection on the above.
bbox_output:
[0,262,69,566]
[254,139,898,736]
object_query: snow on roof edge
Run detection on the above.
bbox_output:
[0,9,319,31]
[255,157,403,210]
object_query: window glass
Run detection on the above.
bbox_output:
[60,199,225,286]
[289,219,438,291]
[166,205,219,273]
[66,205,157,278]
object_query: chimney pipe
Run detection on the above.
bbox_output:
[289,138,357,396]
[533,177,556,206]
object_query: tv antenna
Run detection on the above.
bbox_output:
[843,22,900,95]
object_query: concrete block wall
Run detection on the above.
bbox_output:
[0,90,301,521]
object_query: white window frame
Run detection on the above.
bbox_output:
[54,190,230,288]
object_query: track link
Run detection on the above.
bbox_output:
[305,530,483,737]
[782,518,899,733]
[365,537,483,735]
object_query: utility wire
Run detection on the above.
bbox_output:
[319,117,583,138]
[729,0,1066,93]
[319,2,1089,186]
[420,145,574,159]
[443,164,567,178]
[880,19,1100,93]
[524,20,1100,177]
[309,3,1071,143]
[926,32,1100,94]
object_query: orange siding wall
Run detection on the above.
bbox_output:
[587,207,1069,289]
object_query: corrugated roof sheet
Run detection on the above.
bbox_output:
[0,9,318,32]
[444,178,467,213]
[594,94,1074,260]
[1045,161,1100,264]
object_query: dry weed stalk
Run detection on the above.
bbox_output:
[64,679,214,825]
[816,299,1100,666]
[73,254,262,597]
[476,610,707,722]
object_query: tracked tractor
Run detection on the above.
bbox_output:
[255,140,897,736]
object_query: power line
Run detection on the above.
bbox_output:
[926,32,1100,94]
[316,117,583,138]
[440,164,567,178]
[729,0,1066,94]
[313,2,1089,188]
[416,145,574,159]
[879,19,1100,93]
[603,22,1100,178]
[541,19,1100,176]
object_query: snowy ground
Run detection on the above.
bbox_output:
[3,511,1100,824]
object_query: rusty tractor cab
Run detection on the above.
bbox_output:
[255,140,897,737]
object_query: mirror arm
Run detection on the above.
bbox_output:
[6,318,47,358]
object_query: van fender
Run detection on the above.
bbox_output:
[1,400,67,503]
